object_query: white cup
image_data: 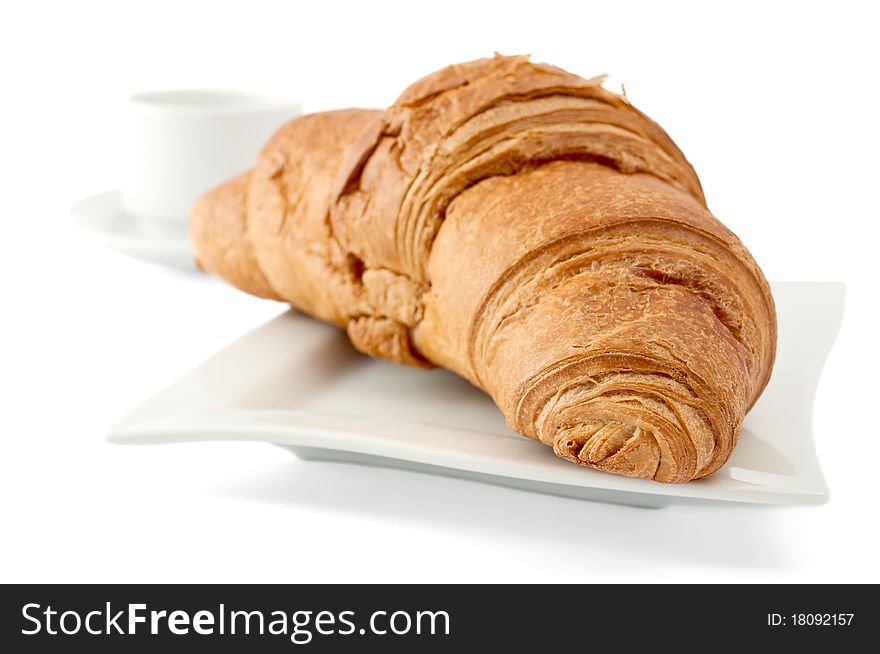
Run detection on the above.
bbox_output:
[122,90,301,224]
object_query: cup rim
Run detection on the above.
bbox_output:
[129,89,301,115]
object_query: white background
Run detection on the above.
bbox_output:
[1,0,878,582]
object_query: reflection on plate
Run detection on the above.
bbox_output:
[109,282,843,508]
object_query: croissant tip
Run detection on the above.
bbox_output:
[554,421,673,482]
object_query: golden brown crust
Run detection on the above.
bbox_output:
[419,162,772,481]
[190,55,776,483]
[191,171,280,300]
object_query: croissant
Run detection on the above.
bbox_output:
[191,55,776,483]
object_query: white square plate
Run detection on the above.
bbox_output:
[110,282,843,507]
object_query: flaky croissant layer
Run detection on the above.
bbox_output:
[192,55,776,483]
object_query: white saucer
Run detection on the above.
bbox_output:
[72,190,197,271]
[109,281,843,508]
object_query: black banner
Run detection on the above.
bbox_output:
[0,584,873,651]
